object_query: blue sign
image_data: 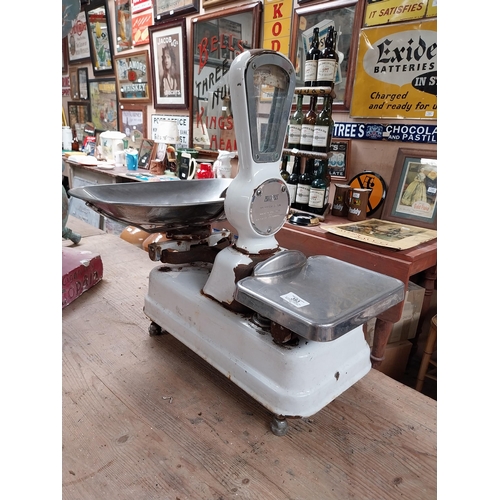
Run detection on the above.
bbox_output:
[333,122,437,144]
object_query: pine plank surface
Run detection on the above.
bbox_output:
[62,226,437,500]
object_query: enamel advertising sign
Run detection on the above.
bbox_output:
[350,19,437,119]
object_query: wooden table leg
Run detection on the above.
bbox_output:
[370,318,394,369]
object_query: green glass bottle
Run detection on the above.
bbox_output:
[287,94,304,150]
[308,158,328,215]
[304,27,321,87]
[280,154,290,182]
[317,26,339,87]
[295,158,314,211]
[288,155,302,209]
[299,95,318,152]
[312,95,333,153]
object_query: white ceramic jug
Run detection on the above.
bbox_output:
[99,131,126,161]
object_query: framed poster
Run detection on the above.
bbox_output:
[69,67,79,100]
[78,67,89,100]
[62,38,69,74]
[191,2,261,153]
[131,10,153,47]
[115,0,133,52]
[85,0,115,75]
[114,50,151,103]
[381,148,437,229]
[67,10,91,63]
[149,19,188,109]
[154,0,199,22]
[119,103,148,147]
[131,0,152,13]
[89,78,118,131]
[290,0,364,111]
[68,101,91,127]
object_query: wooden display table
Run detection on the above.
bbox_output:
[62,217,436,500]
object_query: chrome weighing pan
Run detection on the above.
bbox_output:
[68,178,232,232]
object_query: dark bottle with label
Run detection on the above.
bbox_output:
[280,154,290,182]
[288,155,302,208]
[308,158,328,215]
[287,94,304,150]
[317,26,339,87]
[295,158,314,211]
[299,95,318,151]
[312,95,333,153]
[71,129,80,151]
[304,27,321,87]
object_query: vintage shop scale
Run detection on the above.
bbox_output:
[69,50,404,435]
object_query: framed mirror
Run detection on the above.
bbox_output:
[290,0,364,111]
[190,1,262,154]
[85,0,115,76]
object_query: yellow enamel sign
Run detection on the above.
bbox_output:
[364,0,429,27]
[350,19,437,119]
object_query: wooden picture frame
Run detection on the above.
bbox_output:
[67,10,91,64]
[89,78,119,131]
[190,2,261,153]
[328,138,350,181]
[114,50,152,103]
[85,0,115,76]
[153,0,199,22]
[78,67,89,100]
[62,38,69,74]
[289,0,365,111]
[115,0,133,53]
[138,139,156,169]
[69,67,79,100]
[149,19,188,109]
[68,101,91,128]
[381,148,437,230]
[119,103,148,147]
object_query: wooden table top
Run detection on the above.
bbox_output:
[62,217,437,499]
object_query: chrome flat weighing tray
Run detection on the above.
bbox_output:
[236,250,404,342]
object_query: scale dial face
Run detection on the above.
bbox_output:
[249,179,290,236]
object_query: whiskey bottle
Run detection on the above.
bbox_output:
[317,26,339,87]
[312,95,333,153]
[287,94,304,150]
[308,158,328,215]
[295,158,314,211]
[299,95,318,152]
[304,27,321,87]
[287,155,302,208]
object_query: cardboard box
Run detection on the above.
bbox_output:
[376,340,413,381]
[364,281,425,347]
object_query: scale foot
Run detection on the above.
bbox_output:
[270,415,288,436]
[149,322,167,336]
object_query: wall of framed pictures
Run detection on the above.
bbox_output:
[62,0,437,212]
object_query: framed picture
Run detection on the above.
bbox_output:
[119,103,148,147]
[138,139,155,169]
[62,38,69,74]
[191,2,261,153]
[89,78,119,131]
[381,148,437,230]
[149,19,188,109]
[328,139,350,181]
[68,101,91,128]
[67,10,91,64]
[85,0,115,75]
[69,67,79,100]
[131,10,153,47]
[289,0,365,111]
[114,50,151,103]
[78,67,89,99]
[115,0,133,52]
[154,0,199,22]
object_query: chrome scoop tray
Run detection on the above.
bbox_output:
[68,178,232,232]
[236,250,404,342]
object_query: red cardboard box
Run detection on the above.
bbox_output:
[62,247,103,308]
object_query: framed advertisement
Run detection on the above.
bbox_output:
[328,139,350,181]
[381,148,437,230]
[68,101,91,128]
[69,67,79,100]
[289,0,365,111]
[191,2,261,153]
[119,103,148,147]
[154,0,199,22]
[131,10,153,47]
[149,19,188,109]
[89,78,119,131]
[85,0,115,76]
[114,50,152,103]
[115,0,133,52]
[78,67,89,100]
[67,10,91,63]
